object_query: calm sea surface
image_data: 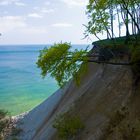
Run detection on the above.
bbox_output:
[0,44,87,115]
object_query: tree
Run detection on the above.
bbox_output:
[85,0,140,41]
[85,0,111,39]
[37,43,88,87]
[37,0,140,87]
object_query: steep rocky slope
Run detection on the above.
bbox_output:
[17,63,134,140]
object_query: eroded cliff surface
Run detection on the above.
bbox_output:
[18,63,133,140]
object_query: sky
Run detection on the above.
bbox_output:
[0,0,91,44]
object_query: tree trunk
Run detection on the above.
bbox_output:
[121,0,140,34]
[116,6,121,37]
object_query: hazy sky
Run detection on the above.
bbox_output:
[0,0,91,44]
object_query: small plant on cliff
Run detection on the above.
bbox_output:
[102,107,140,140]
[0,110,8,120]
[119,119,140,140]
[53,112,84,140]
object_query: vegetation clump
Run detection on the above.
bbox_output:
[0,109,22,140]
[37,42,88,87]
[53,112,84,140]
[0,110,10,139]
[102,107,140,140]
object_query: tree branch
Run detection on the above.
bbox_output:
[65,57,138,66]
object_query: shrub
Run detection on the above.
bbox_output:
[0,109,23,140]
[101,107,140,140]
[0,110,8,120]
[53,113,84,140]
[119,119,140,140]
[0,109,10,139]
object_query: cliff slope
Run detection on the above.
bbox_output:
[18,63,133,140]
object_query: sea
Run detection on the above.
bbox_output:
[0,44,88,116]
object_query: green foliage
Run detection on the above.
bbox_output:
[0,120,9,134]
[53,113,84,140]
[0,110,8,120]
[85,0,140,40]
[0,109,22,140]
[0,110,8,133]
[102,107,128,138]
[85,0,110,39]
[0,110,9,139]
[102,107,140,140]
[37,42,88,87]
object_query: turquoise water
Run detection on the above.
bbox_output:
[0,44,87,115]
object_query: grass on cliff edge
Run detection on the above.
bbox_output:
[93,35,140,48]
[93,35,140,56]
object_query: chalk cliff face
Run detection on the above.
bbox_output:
[18,63,133,140]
